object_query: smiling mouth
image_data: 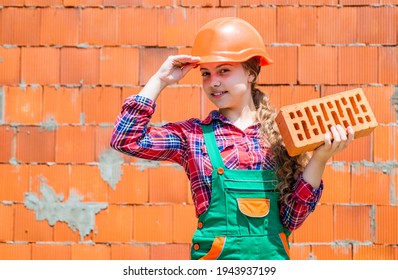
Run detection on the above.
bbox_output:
[212,91,227,97]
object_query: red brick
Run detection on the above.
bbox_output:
[63,0,102,6]
[139,48,178,86]
[60,48,100,85]
[80,8,118,46]
[109,165,149,204]
[100,47,139,85]
[320,164,350,204]
[55,126,96,163]
[334,205,373,242]
[69,164,108,202]
[16,126,55,163]
[338,47,378,84]
[181,0,218,5]
[289,244,311,260]
[379,47,398,84]
[275,88,378,156]
[95,126,115,162]
[14,204,54,242]
[150,244,190,260]
[340,0,379,4]
[375,206,398,245]
[0,164,29,202]
[0,0,24,6]
[142,0,174,6]
[298,46,338,85]
[0,204,13,241]
[94,205,133,243]
[160,87,201,122]
[4,86,43,124]
[29,164,70,200]
[294,205,334,243]
[236,8,277,44]
[42,86,82,124]
[158,8,196,47]
[0,243,31,260]
[1,8,41,45]
[133,205,173,243]
[0,47,20,85]
[40,8,80,46]
[53,221,84,243]
[32,244,71,260]
[21,48,60,85]
[277,7,317,44]
[332,135,372,162]
[118,8,158,46]
[71,244,111,260]
[357,7,396,45]
[82,87,122,124]
[111,244,150,260]
[173,204,197,243]
[260,47,297,85]
[351,164,391,205]
[25,0,62,5]
[299,0,337,4]
[311,244,352,260]
[0,125,14,163]
[373,125,397,162]
[148,165,189,203]
[317,7,356,44]
[353,245,395,260]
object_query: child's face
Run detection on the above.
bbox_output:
[200,62,253,111]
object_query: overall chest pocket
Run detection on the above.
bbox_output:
[224,186,280,236]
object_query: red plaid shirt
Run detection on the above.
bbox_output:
[110,95,323,231]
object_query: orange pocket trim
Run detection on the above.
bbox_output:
[279,232,290,259]
[237,198,270,217]
[199,236,226,260]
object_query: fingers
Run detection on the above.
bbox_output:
[328,124,354,151]
[170,55,201,69]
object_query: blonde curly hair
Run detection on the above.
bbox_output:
[242,57,309,203]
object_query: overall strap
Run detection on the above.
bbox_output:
[201,124,226,169]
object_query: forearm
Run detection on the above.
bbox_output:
[138,75,168,102]
[302,154,328,190]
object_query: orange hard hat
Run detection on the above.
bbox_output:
[192,17,273,66]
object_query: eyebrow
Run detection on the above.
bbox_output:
[200,63,233,71]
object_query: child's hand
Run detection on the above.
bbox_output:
[312,125,355,163]
[155,55,201,86]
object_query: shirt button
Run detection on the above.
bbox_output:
[217,168,224,175]
[193,244,200,250]
[198,222,203,229]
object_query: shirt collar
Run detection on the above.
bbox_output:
[200,110,261,132]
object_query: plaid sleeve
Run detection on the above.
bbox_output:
[110,95,187,164]
[279,174,324,232]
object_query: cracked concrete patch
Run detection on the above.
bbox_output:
[24,181,108,240]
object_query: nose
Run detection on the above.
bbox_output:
[210,78,221,88]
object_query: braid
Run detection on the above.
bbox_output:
[244,58,309,203]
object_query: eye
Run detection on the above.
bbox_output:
[200,71,210,77]
[219,68,230,74]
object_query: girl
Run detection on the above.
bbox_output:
[110,17,354,260]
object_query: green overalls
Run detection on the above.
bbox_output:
[191,124,291,260]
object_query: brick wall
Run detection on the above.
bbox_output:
[0,1,397,260]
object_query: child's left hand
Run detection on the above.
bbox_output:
[312,125,355,162]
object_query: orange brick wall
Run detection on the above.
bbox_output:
[0,1,397,260]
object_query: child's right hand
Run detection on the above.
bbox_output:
[155,55,201,86]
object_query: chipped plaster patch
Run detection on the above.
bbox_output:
[24,181,108,240]
[98,148,124,190]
